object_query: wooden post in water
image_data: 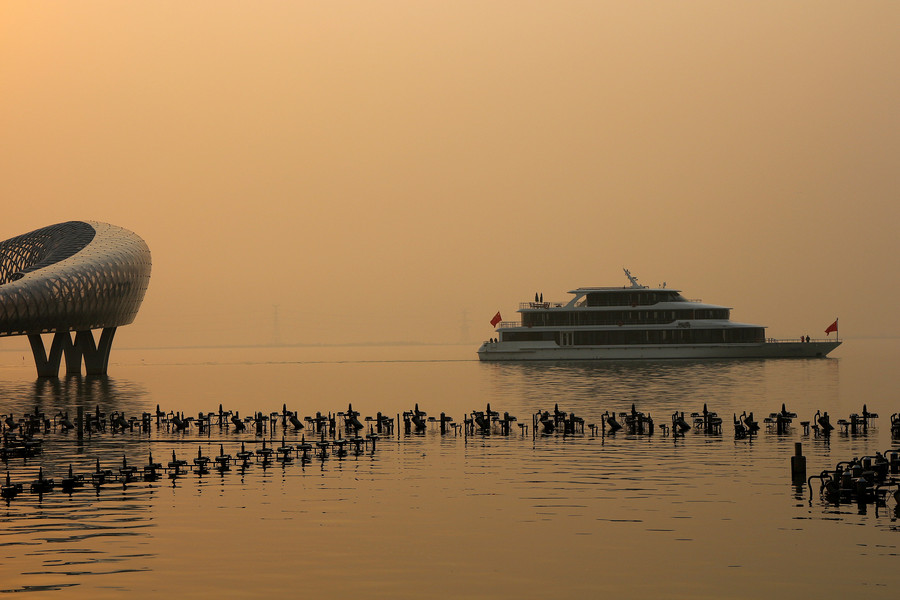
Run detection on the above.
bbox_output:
[791,442,806,484]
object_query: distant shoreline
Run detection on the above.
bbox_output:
[0,341,478,353]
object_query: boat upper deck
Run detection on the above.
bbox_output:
[520,292,723,311]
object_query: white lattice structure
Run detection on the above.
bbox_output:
[0,221,151,376]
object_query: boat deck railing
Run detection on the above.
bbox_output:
[518,302,565,310]
[519,299,705,310]
[493,325,838,344]
[766,337,839,344]
[498,321,522,328]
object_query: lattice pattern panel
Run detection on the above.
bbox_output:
[0,221,151,336]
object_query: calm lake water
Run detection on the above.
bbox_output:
[1,339,898,598]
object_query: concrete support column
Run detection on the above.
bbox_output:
[76,327,117,376]
[27,327,117,377]
[64,332,83,375]
[28,332,73,378]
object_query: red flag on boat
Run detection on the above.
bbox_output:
[825,319,838,335]
[490,311,502,327]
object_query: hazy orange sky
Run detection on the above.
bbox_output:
[2,1,898,349]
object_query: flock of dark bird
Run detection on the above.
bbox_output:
[2,401,900,510]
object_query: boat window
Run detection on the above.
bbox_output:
[568,326,764,346]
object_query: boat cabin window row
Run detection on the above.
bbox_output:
[582,291,684,307]
[521,308,729,327]
[502,327,765,345]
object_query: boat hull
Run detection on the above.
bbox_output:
[476,340,841,361]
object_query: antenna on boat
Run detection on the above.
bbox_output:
[623,268,646,289]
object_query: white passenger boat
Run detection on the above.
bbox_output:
[477,270,841,361]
